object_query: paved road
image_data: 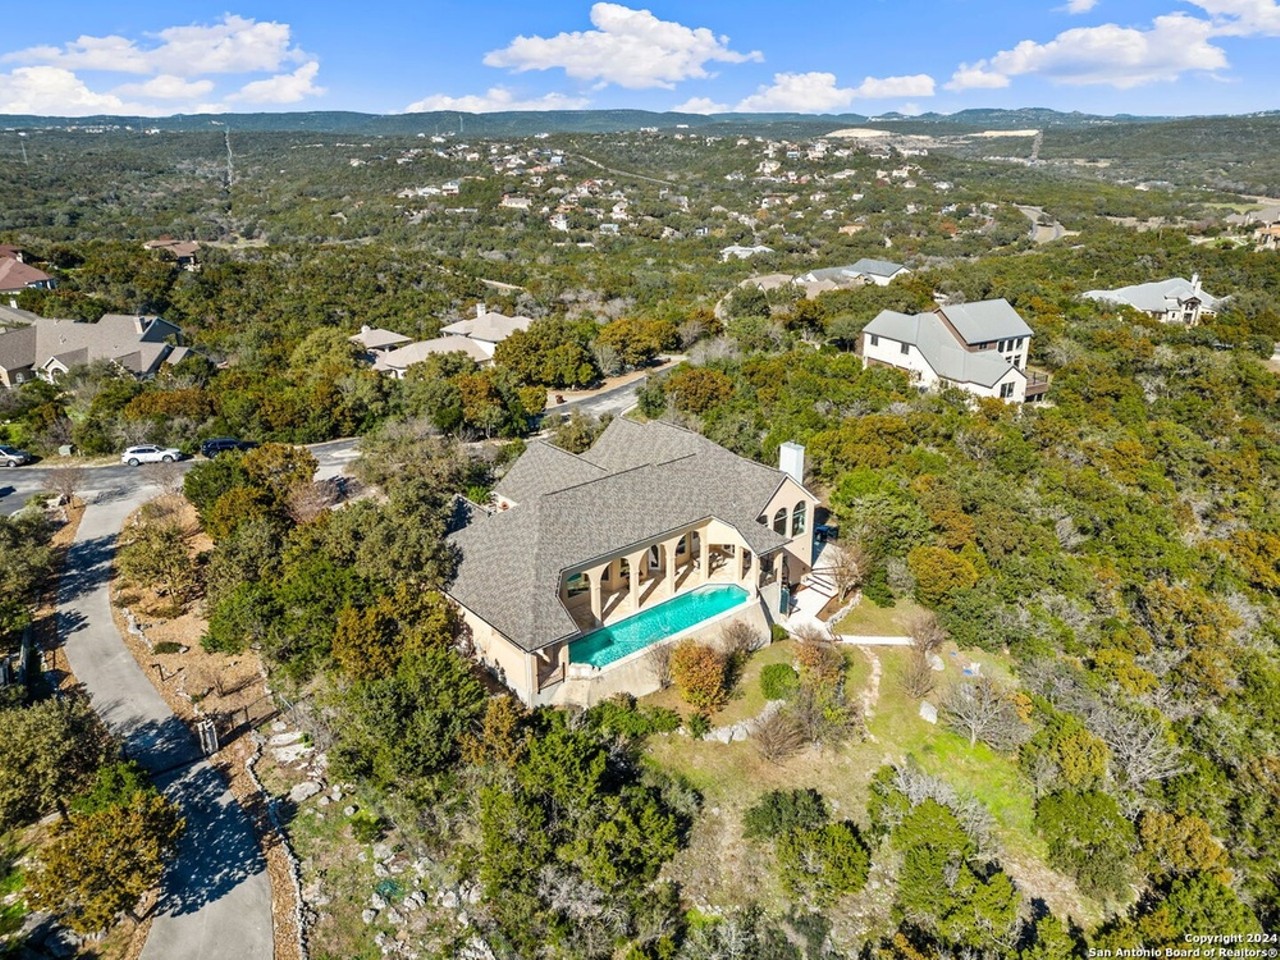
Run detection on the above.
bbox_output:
[0,438,359,517]
[56,482,273,960]
[1015,204,1067,244]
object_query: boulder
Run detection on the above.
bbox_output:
[289,781,323,804]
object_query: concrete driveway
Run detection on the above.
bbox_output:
[56,482,274,960]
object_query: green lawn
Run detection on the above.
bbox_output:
[835,597,927,636]
[640,639,799,726]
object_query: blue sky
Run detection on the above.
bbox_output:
[0,1,1277,117]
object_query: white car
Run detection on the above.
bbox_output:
[121,445,182,466]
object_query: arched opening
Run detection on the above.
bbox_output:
[566,572,589,598]
[792,502,807,537]
[773,507,787,535]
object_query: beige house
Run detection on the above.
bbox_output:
[0,312,186,388]
[1082,274,1224,325]
[447,420,818,706]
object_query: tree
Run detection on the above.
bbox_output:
[942,677,1028,749]
[27,791,185,933]
[0,511,53,639]
[775,821,870,904]
[1035,790,1136,900]
[827,541,869,599]
[752,709,806,764]
[595,317,676,369]
[0,696,116,828]
[47,465,87,506]
[743,788,828,839]
[907,546,978,605]
[240,443,317,505]
[550,410,608,454]
[331,587,455,681]
[117,519,197,605]
[664,367,734,415]
[1136,811,1229,883]
[670,640,728,710]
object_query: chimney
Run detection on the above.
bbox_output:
[476,302,486,318]
[1191,272,1201,294]
[360,324,371,334]
[779,442,805,487]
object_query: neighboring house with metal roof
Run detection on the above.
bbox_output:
[859,298,1045,402]
[720,244,774,261]
[0,312,185,388]
[372,336,492,378]
[447,419,819,706]
[796,258,909,288]
[439,304,535,358]
[1081,274,1224,325]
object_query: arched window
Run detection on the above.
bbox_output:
[773,507,787,535]
[792,502,807,537]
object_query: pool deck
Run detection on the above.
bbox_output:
[549,596,773,708]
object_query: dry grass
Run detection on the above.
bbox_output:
[835,597,928,637]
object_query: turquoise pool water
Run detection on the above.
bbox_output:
[570,584,751,668]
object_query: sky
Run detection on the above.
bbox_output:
[0,1,1277,118]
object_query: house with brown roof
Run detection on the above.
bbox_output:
[447,419,818,706]
[143,238,200,271]
[0,312,187,388]
[0,258,55,302]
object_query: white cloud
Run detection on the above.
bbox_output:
[946,13,1227,89]
[228,61,324,104]
[404,87,590,113]
[5,14,306,78]
[0,66,145,116]
[735,71,936,112]
[483,2,761,90]
[114,74,215,100]
[853,74,936,98]
[1063,0,1099,13]
[1188,0,1280,35]
[672,96,728,114]
[737,72,856,112]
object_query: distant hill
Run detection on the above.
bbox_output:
[2,107,1265,138]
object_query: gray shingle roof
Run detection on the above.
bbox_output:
[936,299,1033,344]
[1081,277,1224,315]
[494,441,605,505]
[850,257,906,278]
[0,313,181,379]
[864,309,1022,388]
[449,419,794,652]
[799,259,905,284]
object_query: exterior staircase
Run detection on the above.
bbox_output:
[800,566,838,600]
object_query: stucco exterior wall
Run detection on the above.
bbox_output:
[455,602,536,704]
[860,332,940,387]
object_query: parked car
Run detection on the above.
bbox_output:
[0,444,31,467]
[199,437,255,459]
[121,445,182,466]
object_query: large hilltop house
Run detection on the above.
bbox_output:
[1082,274,1224,326]
[447,419,819,706]
[0,309,187,388]
[859,298,1047,402]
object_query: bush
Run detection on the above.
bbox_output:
[1035,790,1135,900]
[586,695,682,738]
[350,810,384,843]
[744,788,829,839]
[686,712,711,739]
[770,623,789,644]
[761,663,800,700]
[152,641,184,655]
[776,821,871,903]
[906,546,978,606]
[862,567,895,606]
[671,640,729,710]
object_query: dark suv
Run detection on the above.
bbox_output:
[200,437,254,459]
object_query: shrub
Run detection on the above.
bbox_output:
[350,810,384,843]
[686,712,711,739]
[761,663,800,701]
[753,709,806,764]
[587,695,682,738]
[906,546,978,605]
[770,623,789,644]
[744,788,828,839]
[776,821,871,903]
[1035,790,1135,900]
[152,641,184,655]
[671,640,728,710]
[862,566,895,606]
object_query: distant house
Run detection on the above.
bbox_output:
[1254,221,1280,252]
[143,238,200,271]
[720,244,774,261]
[373,337,492,379]
[439,305,534,358]
[796,258,909,288]
[350,325,412,358]
[860,299,1046,402]
[0,312,186,388]
[1082,274,1224,326]
[447,419,818,706]
[0,255,55,303]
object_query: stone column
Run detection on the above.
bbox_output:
[628,550,645,612]
[665,538,680,597]
[589,567,604,624]
[699,531,710,584]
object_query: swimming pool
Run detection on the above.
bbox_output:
[569,584,751,668]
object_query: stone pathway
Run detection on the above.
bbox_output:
[856,646,882,738]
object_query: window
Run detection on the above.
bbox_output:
[773,507,788,535]
[900,342,910,355]
[869,334,879,347]
[999,382,1016,399]
[676,535,687,555]
[792,502,807,537]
